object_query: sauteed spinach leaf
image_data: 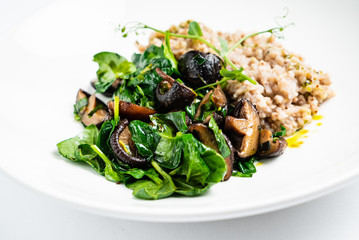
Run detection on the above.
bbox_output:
[93,52,136,93]
[115,46,175,109]
[128,120,161,160]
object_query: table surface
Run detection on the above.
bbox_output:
[1,1,359,239]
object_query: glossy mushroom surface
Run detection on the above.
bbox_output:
[107,100,156,122]
[155,68,196,112]
[188,123,219,152]
[222,133,235,181]
[257,129,287,158]
[188,123,234,181]
[178,50,223,88]
[224,99,260,158]
[75,89,108,128]
[110,119,147,168]
[211,85,227,108]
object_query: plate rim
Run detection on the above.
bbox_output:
[1,0,359,222]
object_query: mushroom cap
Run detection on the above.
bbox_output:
[257,129,288,158]
[188,123,234,181]
[155,68,196,112]
[107,100,156,122]
[81,95,108,127]
[212,85,227,108]
[110,119,147,168]
[224,99,260,159]
[188,123,219,152]
[178,50,223,88]
[222,133,235,181]
[76,89,90,116]
[75,89,109,128]
[194,90,213,120]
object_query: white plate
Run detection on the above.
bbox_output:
[1,0,358,222]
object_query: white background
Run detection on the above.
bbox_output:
[1,0,359,239]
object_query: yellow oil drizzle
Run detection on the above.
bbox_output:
[313,114,323,127]
[312,115,323,120]
[286,115,323,148]
[256,162,263,166]
[287,129,309,148]
[118,140,130,154]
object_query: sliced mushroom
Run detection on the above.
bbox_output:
[202,111,225,128]
[75,89,108,128]
[194,90,213,120]
[257,129,287,158]
[194,85,227,122]
[224,99,260,159]
[91,78,122,97]
[188,123,234,181]
[188,123,219,152]
[107,100,156,122]
[110,119,147,168]
[222,134,235,181]
[185,114,193,126]
[155,68,196,112]
[212,85,227,108]
[76,89,90,116]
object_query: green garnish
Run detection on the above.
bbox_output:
[273,125,287,142]
[73,97,88,120]
[233,157,257,178]
[193,54,206,65]
[93,52,136,93]
[58,14,295,200]
[162,30,179,74]
[118,11,292,90]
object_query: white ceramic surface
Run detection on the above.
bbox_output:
[0,0,358,222]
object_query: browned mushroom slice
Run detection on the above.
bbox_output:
[75,89,108,128]
[188,123,219,152]
[155,67,176,84]
[257,129,287,158]
[212,85,227,108]
[224,99,260,158]
[188,123,234,181]
[202,112,224,128]
[76,89,90,116]
[81,94,108,127]
[194,90,213,120]
[194,85,227,121]
[107,100,156,122]
[76,89,89,102]
[110,119,147,168]
[222,134,235,181]
[155,68,196,112]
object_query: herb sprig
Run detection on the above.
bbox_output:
[118,10,292,91]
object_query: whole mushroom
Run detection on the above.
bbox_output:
[178,50,223,88]
[155,68,196,112]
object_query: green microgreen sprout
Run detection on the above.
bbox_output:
[117,9,293,91]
